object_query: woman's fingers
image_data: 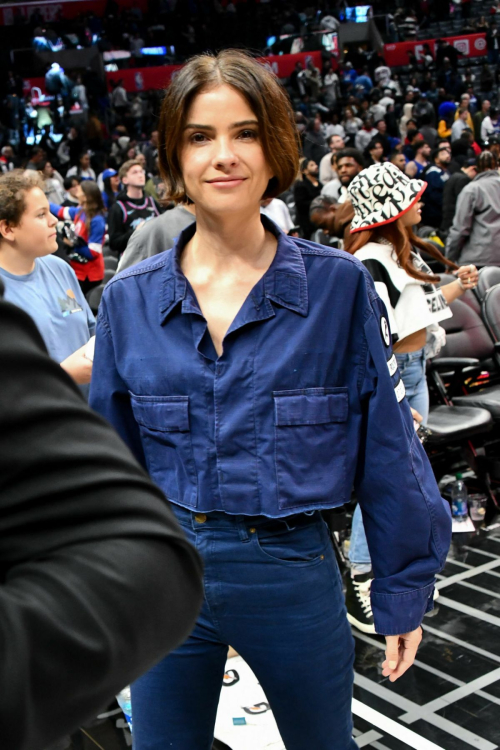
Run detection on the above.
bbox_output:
[410,407,423,423]
[382,628,422,682]
[382,635,399,676]
[456,265,478,288]
[457,265,478,279]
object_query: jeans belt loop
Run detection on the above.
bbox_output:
[238,519,251,543]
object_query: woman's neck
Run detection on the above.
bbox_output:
[0,244,36,275]
[184,208,276,272]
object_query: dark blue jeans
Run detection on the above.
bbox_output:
[131,506,357,749]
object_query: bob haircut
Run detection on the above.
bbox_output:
[158,50,301,203]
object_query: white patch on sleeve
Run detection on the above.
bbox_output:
[394,379,406,403]
[88,242,103,255]
[380,316,391,347]
[387,354,398,377]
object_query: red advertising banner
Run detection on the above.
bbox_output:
[105,50,324,94]
[384,33,487,67]
[0,0,147,26]
[264,50,324,80]
[22,49,324,96]
[106,65,183,94]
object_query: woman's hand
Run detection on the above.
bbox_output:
[383,627,422,682]
[60,343,93,384]
[441,265,479,304]
[455,264,479,291]
[410,407,423,424]
[411,407,423,432]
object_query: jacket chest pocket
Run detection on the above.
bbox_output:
[129,393,197,508]
[273,388,348,510]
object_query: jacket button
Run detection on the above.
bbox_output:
[195,513,207,524]
[249,527,256,534]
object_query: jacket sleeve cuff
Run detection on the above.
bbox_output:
[371,582,435,636]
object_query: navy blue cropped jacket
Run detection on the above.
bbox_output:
[90,217,451,635]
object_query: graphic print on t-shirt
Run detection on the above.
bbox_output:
[117,196,161,231]
[58,288,84,317]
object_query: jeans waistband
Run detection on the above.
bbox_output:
[169,502,321,533]
[394,346,426,364]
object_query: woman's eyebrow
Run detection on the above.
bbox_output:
[184,119,259,131]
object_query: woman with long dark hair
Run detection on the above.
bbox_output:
[66,151,96,182]
[89,52,451,749]
[50,180,105,294]
[340,162,477,633]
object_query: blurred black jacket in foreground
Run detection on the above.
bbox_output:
[0,286,203,750]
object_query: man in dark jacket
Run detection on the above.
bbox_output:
[436,39,459,69]
[441,158,477,234]
[294,158,322,239]
[487,24,500,65]
[142,129,159,174]
[422,144,451,228]
[412,94,436,128]
[473,99,491,144]
[0,286,203,750]
[302,115,329,166]
[419,114,438,149]
[437,59,462,98]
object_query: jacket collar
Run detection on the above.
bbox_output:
[159,215,309,323]
[474,170,500,182]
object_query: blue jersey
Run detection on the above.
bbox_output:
[50,203,106,282]
[0,254,95,364]
[90,217,451,635]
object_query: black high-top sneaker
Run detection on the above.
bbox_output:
[345,571,376,634]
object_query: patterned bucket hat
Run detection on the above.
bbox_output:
[347,162,427,233]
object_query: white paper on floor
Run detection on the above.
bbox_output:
[451,516,475,533]
[214,657,286,750]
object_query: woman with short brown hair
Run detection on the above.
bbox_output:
[90,51,451,750]
[158,49,300,204]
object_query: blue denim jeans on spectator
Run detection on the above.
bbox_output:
[131,504,358,750]
[349,348,429,574]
